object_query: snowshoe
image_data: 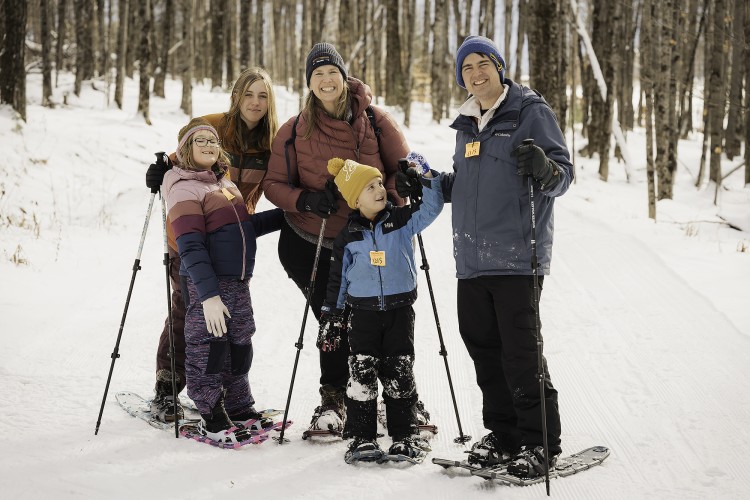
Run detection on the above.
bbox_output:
[229,407,276,431]
[506,446,559,479]
[344,437,384,464]
[302,404,344,439]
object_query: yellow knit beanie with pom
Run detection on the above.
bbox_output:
[327,157,383,209]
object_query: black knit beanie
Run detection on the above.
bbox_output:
[305,42,347,87]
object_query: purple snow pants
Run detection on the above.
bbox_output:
[183,277,256,417]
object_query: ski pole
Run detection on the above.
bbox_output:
[157,153,180,439]
[275,216,328,444]
[95,192,156,435]
[522,138,551,495]
[399,159,471,445]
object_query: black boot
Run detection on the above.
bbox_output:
[151,369,184,423]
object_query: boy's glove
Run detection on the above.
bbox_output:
[405,151,431,175]
[296,180,338,218]
[146,153,172,193]
[511,141,561,190]
[317,307,347,352]
[202,295,231,337]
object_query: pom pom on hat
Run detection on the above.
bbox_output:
[306,43,348,87]
[455,35,506,89]
[327,157,382,209]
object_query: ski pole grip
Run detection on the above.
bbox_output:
[398,158,409,173]
[155,151,168,168]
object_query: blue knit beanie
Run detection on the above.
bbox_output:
[455,35,506,89]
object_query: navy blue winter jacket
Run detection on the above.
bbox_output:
[440,79,573,278]
[324,174,444,312]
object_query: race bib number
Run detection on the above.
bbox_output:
[370,251,386,267]
[465,141,480,157]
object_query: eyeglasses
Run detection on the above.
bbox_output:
[191,138,220,147]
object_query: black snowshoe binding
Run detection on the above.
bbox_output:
[198,394,254,445]
[344,437,384,464]
[383,436,430,464]
[506,446,559,478]
[229,407,275,431]
[467,432,517,468]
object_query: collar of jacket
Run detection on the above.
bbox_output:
[449,78,523,135]
[347,203,392,232]
[173,162,228,183]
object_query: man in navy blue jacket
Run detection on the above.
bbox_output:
[437,35,573,478]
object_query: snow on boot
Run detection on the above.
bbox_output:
[151,371,184,423]
[344,437,383,464]
[506,446,559,478]
[467,432,517,468]
[303,385,345,438]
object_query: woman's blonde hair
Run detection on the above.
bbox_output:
[302,73,350,139]
[177,117,231,171]
[223,67,279,152]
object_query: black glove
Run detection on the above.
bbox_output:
[296,180,338,218]
[146,153,172,193]
[511,142,560,191]
[316,307,347,352]
[396,168,423,201]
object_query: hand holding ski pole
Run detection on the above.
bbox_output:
[202,295,231,337]
[146,152,172,193]
[316,307,347,352]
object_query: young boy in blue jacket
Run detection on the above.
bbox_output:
[318,155,444,464]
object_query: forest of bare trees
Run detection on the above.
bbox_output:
[1,0,748,217]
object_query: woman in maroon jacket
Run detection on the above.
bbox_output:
[263,43,410,436]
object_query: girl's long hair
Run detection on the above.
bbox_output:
[223,67,279,152]
[302,74,350,140]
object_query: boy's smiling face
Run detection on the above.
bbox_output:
[356,176,386,220]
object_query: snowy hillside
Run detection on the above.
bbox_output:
[1,74,749,499]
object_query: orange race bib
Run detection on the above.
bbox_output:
[370,251,386,267]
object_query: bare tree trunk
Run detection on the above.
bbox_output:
[74,0,94,96]
[504,0,512,55]
[724,0,745,159]
[126,0,137,77]
[55,0,67,85]
[253,0,263,68]
[431,0,449,122]
[528,0,567,131]
[225,0,235,85]
[115,0,129,109]
[385,0,402,106]
[239,0,249,67]
[589,0,614,180]
[0,0,27,120]
[641,0,656,218]
[41,0,53,107]
[210,0,225,88]
[97,0,106,76]
[153,0,173,98]
[479,0,495,38]
[708,0,729,185]
[617,0,636,131]
[515,0,527,79]
[181,0,194,116]
[402,0,416,126]
[654,0,675,199]
[745,0,750,185]
[678,0,704,139]
[137,0,152,125]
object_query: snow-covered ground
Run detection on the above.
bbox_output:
[1,74,748,499]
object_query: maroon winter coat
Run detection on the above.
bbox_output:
[263,77,408,239]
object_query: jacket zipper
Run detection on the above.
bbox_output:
[369,222,385,310]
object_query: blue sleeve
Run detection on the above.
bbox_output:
[406,173,444,235]
[176,232,219,302]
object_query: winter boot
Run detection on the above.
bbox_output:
[415,400,431,427]
[198,394,253,445]
[387,435,431,459]
[344,437,383,464]
[467,432,518,468]
[151,370,184,423]
[309,385,345,434]
[506,446,559,478]
[228,407,275,431]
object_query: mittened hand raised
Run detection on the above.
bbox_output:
[396,168,423,201]
[146,153,172,193]
[405,151,431,175]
